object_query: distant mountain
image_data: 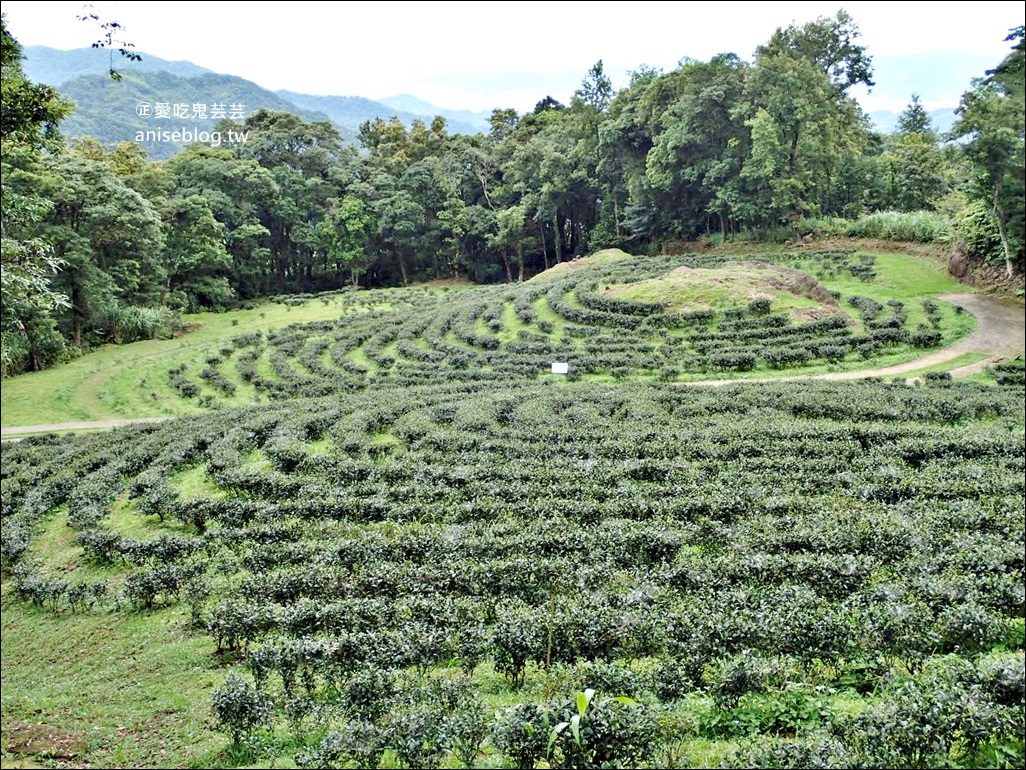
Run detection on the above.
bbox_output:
[857,51,995,135]
[868,52,995,109]
[54,70,332,160]
[24,45,213,85]
[274,90,476,136]
[22,47,493,159]
[278,91,487,136]
[378,94,491,133]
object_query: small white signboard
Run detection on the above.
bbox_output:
[551,362,569,375]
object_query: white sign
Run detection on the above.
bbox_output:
[551,362,569,375]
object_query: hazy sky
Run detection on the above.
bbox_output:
[3,1,1023,112]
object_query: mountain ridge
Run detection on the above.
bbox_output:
[22,47,492,157]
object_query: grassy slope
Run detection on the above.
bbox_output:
[1,588,223,769]
[524,247,634,283]
[1,245,980,428]
[0,295,398,428]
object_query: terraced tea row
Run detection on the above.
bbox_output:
[3,380,1023,767]
[170,251,964,407]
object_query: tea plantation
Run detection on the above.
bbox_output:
[1,251,1023,769]
[159,250,972,409]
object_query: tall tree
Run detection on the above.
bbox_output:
[160,194,233,310]
[644,54,749,241]
[741,53,842,240]
[38,152,165,345]
[740,13,874,240]
[951,27,1025,277]
[896,94,933,135]
[318,190,376,286]
[1,16,72,372]
[884,95,947,212]
[166,147,277,296]
[755,9,873,93]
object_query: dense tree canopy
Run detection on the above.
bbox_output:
[2,15,74,372]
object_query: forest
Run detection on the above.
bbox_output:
[1,12,1023,378]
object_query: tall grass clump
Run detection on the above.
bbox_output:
[801,216,851,238]
[845,211,952,243]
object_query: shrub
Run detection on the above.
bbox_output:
[211,672,272,745]
[989,359,1025,387]
[954,200,1004,264]
[493,703,550,770]
[344,666,396,722]
[762,347,811,368]
[977,654,1025,708]
[748,298,773,317]
[908,330,942,347]
[710,351,757,371]
[492,606,544,688]
[833,666,1018,768]
[295,723,387,769]
[385,704,447,769]
[723,737,852,768]
[444,702,490,768]
[547,689,657,769]
[709,653,771,710]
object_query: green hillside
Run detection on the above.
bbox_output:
[278,90,486,136]
[23,44,213,84]
[0,249,977,427]
[21,47,490,158]
[55,71,332,159]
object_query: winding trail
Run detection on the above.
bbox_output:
[687,293,1024,386]
[3,293,1023,439]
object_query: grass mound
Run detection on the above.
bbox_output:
[607,261,844,321]
[525,247,634,282]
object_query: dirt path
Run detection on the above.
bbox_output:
[1,417,171,438]
[673,293,1023,387]
[3,294,1022,438]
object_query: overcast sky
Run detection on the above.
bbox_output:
[3,1,1023,113]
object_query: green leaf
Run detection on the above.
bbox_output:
[547,720,569,755]
[577,687,596,717]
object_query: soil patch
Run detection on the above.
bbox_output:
[5,722,87,761]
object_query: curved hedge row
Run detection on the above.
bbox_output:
[2,379,1023,767]
[161,251,961,408]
